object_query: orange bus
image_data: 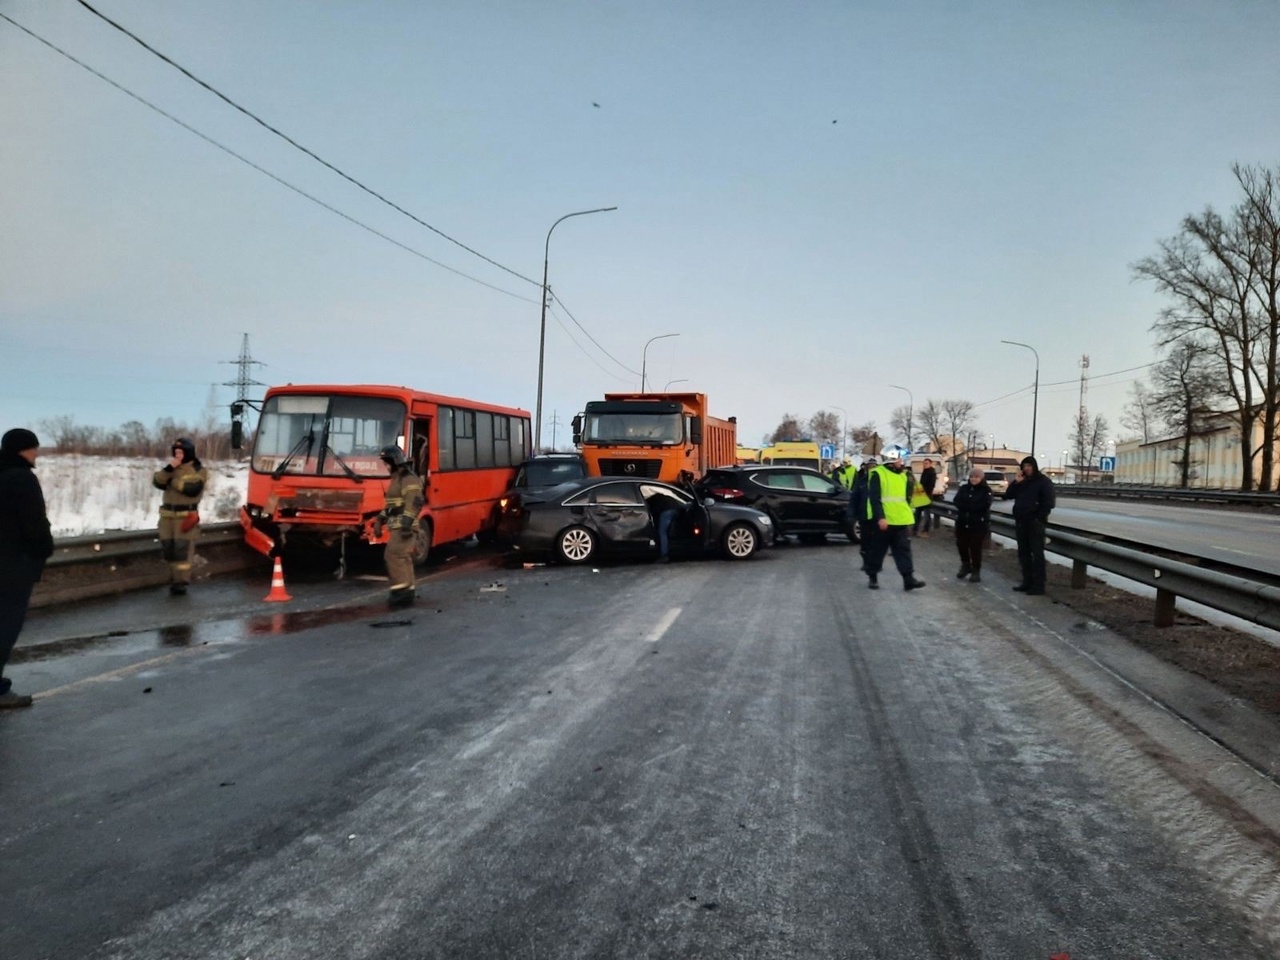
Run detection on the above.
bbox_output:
[235,384,530,571]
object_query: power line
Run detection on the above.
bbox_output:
[546,303,632,381]
[74,0,540,288]
[549,291,641,377]
[0,12,537,304]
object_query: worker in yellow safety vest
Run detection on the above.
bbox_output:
[864,449,926,592]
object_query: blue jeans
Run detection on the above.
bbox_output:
[657,508,680,557]
[914,505,933,534]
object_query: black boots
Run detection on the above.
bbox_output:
[956,565,971,579]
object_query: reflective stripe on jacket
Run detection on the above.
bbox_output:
[868,465,915,526]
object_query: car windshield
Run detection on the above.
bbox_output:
[520,459,586,487]
[582,412,682,444]
[252,394,405,477]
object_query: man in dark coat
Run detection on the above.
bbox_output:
[0,428,54,708]
[1002,455,1056,595]
[914,458,938,537]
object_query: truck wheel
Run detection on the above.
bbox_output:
[556,526,596,564]
[721,522,758,560]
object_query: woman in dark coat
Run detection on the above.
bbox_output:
[953,468,993,582]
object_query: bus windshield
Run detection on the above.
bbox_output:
[582,411,683,444]
[252,394,406,477]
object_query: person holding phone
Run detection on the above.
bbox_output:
[154,437,208,595]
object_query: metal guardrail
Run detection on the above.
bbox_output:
[935,505,1280,632]
[47,521,244,566]
[1058,485,1280,508]
[34,521,258,609]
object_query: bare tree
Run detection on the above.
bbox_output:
[1069,411,1110,482]
[847,420,877,453]
[1119,382,1159,444]
[940,400,976,480]
[807,410,842,448]
[916,400,946,454]
[767,414,804,445]
[1149,341,1221,488]
[1133,163,1280,490]
[890,405,915,449]
[1235,163,1280,489]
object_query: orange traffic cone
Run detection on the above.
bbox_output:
[263,556,292,602]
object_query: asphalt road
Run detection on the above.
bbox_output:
[996,494,1280,575]
[4,539,1280,959]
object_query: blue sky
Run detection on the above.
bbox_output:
[3,0,1278,463]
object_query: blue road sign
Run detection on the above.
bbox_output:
[1099,456,1116,472]
[820,443,837,460]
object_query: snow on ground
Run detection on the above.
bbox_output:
[36,455,249,538]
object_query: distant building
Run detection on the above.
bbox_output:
[1114,409,1280,488]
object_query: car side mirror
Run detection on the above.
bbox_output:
[571,415,582,446]
[704,497,715,508]
[689,416,703,445]
[230,419,243,450]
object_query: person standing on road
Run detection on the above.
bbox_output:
[375,445,425,606]
[644,477,692,564]
[913,458,938,538]
[0,428,54,709]
[153,437,208,596]
[1003,455,1056,595]
[849,457,877,571]
[864,451,926,592]
[953,468,993,582]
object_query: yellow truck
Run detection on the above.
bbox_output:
[760,440,822,472]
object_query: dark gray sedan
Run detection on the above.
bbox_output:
[498,477,773,564]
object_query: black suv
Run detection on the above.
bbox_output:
[697,465,856,543]
[513,453,588,492]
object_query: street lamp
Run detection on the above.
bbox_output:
[830,405,848,460]
[1000,340,1039,456]
[889,385,913,451]
[641,334,679,392]
[664,378,689,391]
[536,205,617,450]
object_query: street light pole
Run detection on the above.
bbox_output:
[888,385,913,452]
[664,378,689,391]
[536,205,617,450]
[641,333,679,392]
[1000,340,1040,456]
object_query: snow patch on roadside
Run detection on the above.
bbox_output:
[35,454,249,537]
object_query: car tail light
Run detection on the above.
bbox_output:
[709,487,745,500]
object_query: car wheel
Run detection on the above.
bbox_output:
[721,522,758,560]
[412,520,433,567]
[556,525,597,564]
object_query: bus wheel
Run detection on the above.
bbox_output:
[412,521,433,567]
[721,522,758,560]
[556,526,596,564]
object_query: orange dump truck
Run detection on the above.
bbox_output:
[572,393,736,482]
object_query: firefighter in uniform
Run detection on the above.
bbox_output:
[375,445,425,606]
[153,437,208,595]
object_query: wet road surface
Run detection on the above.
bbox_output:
[4,538,1280,958]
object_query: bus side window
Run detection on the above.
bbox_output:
[412,420,430,478]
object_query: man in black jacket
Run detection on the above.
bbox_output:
[0,428,54,708]
[1002,455,1055,595]
[914,459,938,537]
